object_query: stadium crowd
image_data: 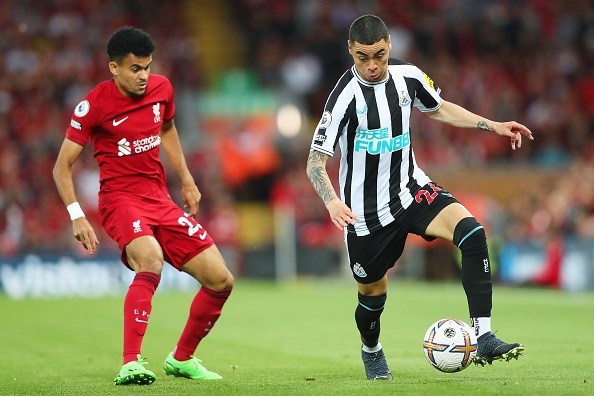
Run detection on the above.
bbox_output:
[237,0,594,264]
[0,0,199,255]
[2,0,594,275]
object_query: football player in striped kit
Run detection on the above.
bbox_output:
[307,14,532,380]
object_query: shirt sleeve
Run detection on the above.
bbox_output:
[163,77,175,122]
[310,72,354,156]
[412,67,442,112]
[65,97,97,146]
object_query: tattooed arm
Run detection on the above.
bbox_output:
[306,150,358,229]
[306,150,338,205]
[427,100,533,150]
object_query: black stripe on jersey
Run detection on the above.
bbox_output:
[385,76,405,218]
[362,84,381,231]
[335,99,355,152]
[343,99,357,218]
[316,70,354,145]
[388,58,410,66]
[405,143,418,192]
[405,76,439,110]
[326,70,353,111]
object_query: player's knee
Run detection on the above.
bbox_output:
[453,217,487,253]
[219,270,234,292]
[125,237,164,273]
[204,267,234,292]
[136,259,164,275]
[126,255,163,274]
[358,292,387,311]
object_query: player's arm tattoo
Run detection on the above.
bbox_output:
[477,121,494,132]
[306,150,337,205]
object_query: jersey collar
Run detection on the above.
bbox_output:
[351,65,390,86]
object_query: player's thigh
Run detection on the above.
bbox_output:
[125,235,164,274]
[346,221,407,285]
[100,193,158,250]
[424,202,473,241]
[182,244,234,292]
[153,201,216,268]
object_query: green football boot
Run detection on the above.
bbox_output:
[164,352,222,380]
[114,355,156,385]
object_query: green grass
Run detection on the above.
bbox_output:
[1,279,593,395]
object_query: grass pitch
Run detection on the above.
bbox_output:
[0,279,592,395]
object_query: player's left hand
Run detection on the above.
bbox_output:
[496,121,534,150]
[181,182,201,218]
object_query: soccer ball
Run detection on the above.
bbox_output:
[423,318,477,373]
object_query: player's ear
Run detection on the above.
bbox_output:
[347,40,353,55]
[108,61,118,76]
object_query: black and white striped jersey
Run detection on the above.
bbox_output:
[310,58,442,236]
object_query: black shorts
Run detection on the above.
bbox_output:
[346,182,459,284]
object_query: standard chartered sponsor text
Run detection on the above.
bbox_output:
[133,135,161,153]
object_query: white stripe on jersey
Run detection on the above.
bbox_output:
[311,59,441,236]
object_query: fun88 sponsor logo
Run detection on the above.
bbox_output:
[354,128,410,155]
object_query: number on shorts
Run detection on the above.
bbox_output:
[178,214,207,240]
[414,183,442,205]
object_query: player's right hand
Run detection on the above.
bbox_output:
[326,198,358,230]
[72,217,99,254]
[181,182,201,219]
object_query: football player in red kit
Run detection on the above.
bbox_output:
[53,26,234,385]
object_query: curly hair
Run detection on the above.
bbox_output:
[107,26,156,63]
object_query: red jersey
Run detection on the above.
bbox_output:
[66,74,175,193]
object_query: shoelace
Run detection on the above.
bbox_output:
[188,356,205,366]
[135,355,150,367]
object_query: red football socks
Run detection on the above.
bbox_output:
[173,287,231,361]
[122,271,160,364]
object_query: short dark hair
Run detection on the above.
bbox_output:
[107,26,155,63]
[348,14,389,45]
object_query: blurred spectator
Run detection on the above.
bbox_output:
[235,0,594,244]
[0,0,198,256]
[3,0,594,261]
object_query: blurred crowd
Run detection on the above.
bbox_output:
[0,0,199,256]
[2,0,594,267]
[237,0,594,257]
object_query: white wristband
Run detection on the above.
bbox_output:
[67,202,85,220]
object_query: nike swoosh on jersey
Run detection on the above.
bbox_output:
[112,116,129,126]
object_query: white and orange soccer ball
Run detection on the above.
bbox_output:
[423,318,477,373]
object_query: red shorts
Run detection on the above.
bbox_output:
[98,189,214,270]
